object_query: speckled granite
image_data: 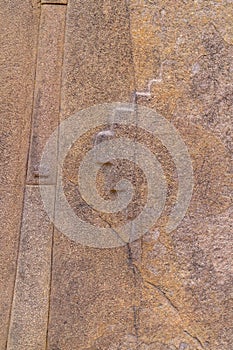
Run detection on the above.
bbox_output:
[27,4,67,184]
[47,1,232,349]
[0,0,40,348]
[129,2,233,348]
[47,1,138,349]
[1,1,232,349]
[5,4,67,350]
[7,186,54,350]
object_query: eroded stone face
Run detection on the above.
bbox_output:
[44,0,233,349]
[0,1,40,348]
[46,1,139,349]
[126,1,233,349]
[2,1,232,350]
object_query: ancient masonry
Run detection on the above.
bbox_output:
[0,1,232,350]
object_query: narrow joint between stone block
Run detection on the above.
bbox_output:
[41,0,68,5]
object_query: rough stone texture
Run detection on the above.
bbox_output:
[128,1,233,349]
[0,1,40,348]
[47,1,138,349]
[129,0,233,153]
[27,4,67,184]
[47,0,232,349]
[5,4,67,349]
[48,235,139,350]
[41,0,67,4]
[1,1,232,349]
[0,0,40,187]
[0,187,25,349]
[7,186,54,350]
[60,0,135,117]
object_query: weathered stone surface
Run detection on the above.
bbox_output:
[60,0,134,117]
[0,0,40,186]
[46,1,139,349]
[0,187,24,349]
[41,0,67,4]
[27,4,67,184]
[46,0,233,349]
[7,186,54,350]
[48,234,138,350]
[6,4,67,349]
[0,1,40,348]
[1,0,232,349]
[128,1,233,349]
[129,0,233,152]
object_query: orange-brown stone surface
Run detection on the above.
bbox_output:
[0,1,232,350]
[0,1,40,348]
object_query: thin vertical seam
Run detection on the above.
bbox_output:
[45,3,68,349]
[124,1,142,349]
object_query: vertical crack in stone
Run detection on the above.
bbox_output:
[145,280,179,313]
[184,330,204,349]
